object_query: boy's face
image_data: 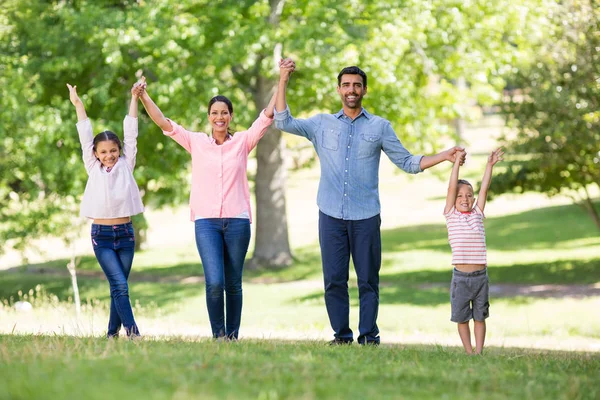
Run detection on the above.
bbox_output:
[455,183,475,212]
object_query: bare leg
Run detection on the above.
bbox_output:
[474,320,486,354]
[457,322,473,354]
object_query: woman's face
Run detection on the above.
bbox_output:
[208,101,232,135]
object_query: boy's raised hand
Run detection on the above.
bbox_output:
[66,83,82,107]
[446,146,467,165]
[488,148,504,165]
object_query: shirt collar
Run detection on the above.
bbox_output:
[334,107,371,120]
[209,134,233,144]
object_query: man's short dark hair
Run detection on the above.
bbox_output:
[337,66,367,87]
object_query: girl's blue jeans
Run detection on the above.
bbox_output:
[91,222,140,337]
[195,218,251,340]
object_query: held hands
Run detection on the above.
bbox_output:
[131,76,147,98]
[488,147,504,166]
[279,58,296,82]
[447,146,467,165]
[66,83,82,107]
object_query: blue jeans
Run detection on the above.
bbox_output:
[319,211,381,344]
[195,218,251,339]
[92,222,140,337]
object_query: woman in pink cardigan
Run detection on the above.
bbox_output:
[133,60,294,340]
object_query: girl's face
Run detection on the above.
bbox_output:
[94,140,120,168]
[208,101,232,135]
[455,183,475,212]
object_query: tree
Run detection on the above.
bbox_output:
[495,0,600,228]
[1,0,553,265]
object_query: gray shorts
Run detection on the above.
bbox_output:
[450,268,490,323]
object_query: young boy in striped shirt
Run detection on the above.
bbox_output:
[444,148,504,354]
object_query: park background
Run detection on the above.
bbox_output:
[0,0,599,399]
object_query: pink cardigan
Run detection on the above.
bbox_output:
[163,110,273,222]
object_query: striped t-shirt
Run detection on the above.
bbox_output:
[444,205,487,265]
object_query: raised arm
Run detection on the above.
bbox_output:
[444,150,465,214]
[123,77,148,170]
[135,79,173,132]
[273,58,319,140]
[68,84,96,173]
[243,63,293,150]
[275,58,294,115]
[128,76,145,118]
[420,146,466,170]
[66,84,87,121]
[476,148,504,212]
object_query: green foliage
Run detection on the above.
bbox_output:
[495,0,600,222]
[0,0,554,253]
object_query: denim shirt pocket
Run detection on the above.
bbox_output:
[357,133,381,159]
[321,129,340,151]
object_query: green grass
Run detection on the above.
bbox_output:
[0,335,598,400]
[1,202,599,400]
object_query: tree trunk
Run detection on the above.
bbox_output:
[66,246,81,317]
[249,117,293,269]
[454,76,466,144]
[247,0,293,269]
[132,213,147,251]
[581,186,600,230]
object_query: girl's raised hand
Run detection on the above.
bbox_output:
[131,76,147,98]
[66,83,82,107]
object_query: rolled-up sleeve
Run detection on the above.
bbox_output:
[274,105,318,141]
[244,110,274,152]
[163,119,193,153]
[381,122,423,174]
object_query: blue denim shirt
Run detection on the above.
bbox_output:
[275,106,423,220]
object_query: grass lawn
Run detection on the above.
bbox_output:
[1,201,599,352]
[1,130,600,398]
[1,335,598,400]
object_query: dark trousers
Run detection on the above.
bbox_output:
[318,211,381,344]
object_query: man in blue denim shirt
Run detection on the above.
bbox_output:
[274,59,465,345]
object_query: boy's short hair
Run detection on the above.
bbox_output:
[457,179,473,189]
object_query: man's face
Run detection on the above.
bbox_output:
[337,74,366,109]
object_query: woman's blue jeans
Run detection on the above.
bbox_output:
[195,218,251,339]
[92,222,140,337]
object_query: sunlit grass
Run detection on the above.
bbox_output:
[0,335,598,400]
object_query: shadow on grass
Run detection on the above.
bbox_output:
[382,202,600,253]
[293,258,600,307]
[244,247,323,282]
[0,273,203,310]
[293,285,449,307]
[381,258,600,285]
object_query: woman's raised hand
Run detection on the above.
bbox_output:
[131,76,147,98]
[279,58,296,81]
